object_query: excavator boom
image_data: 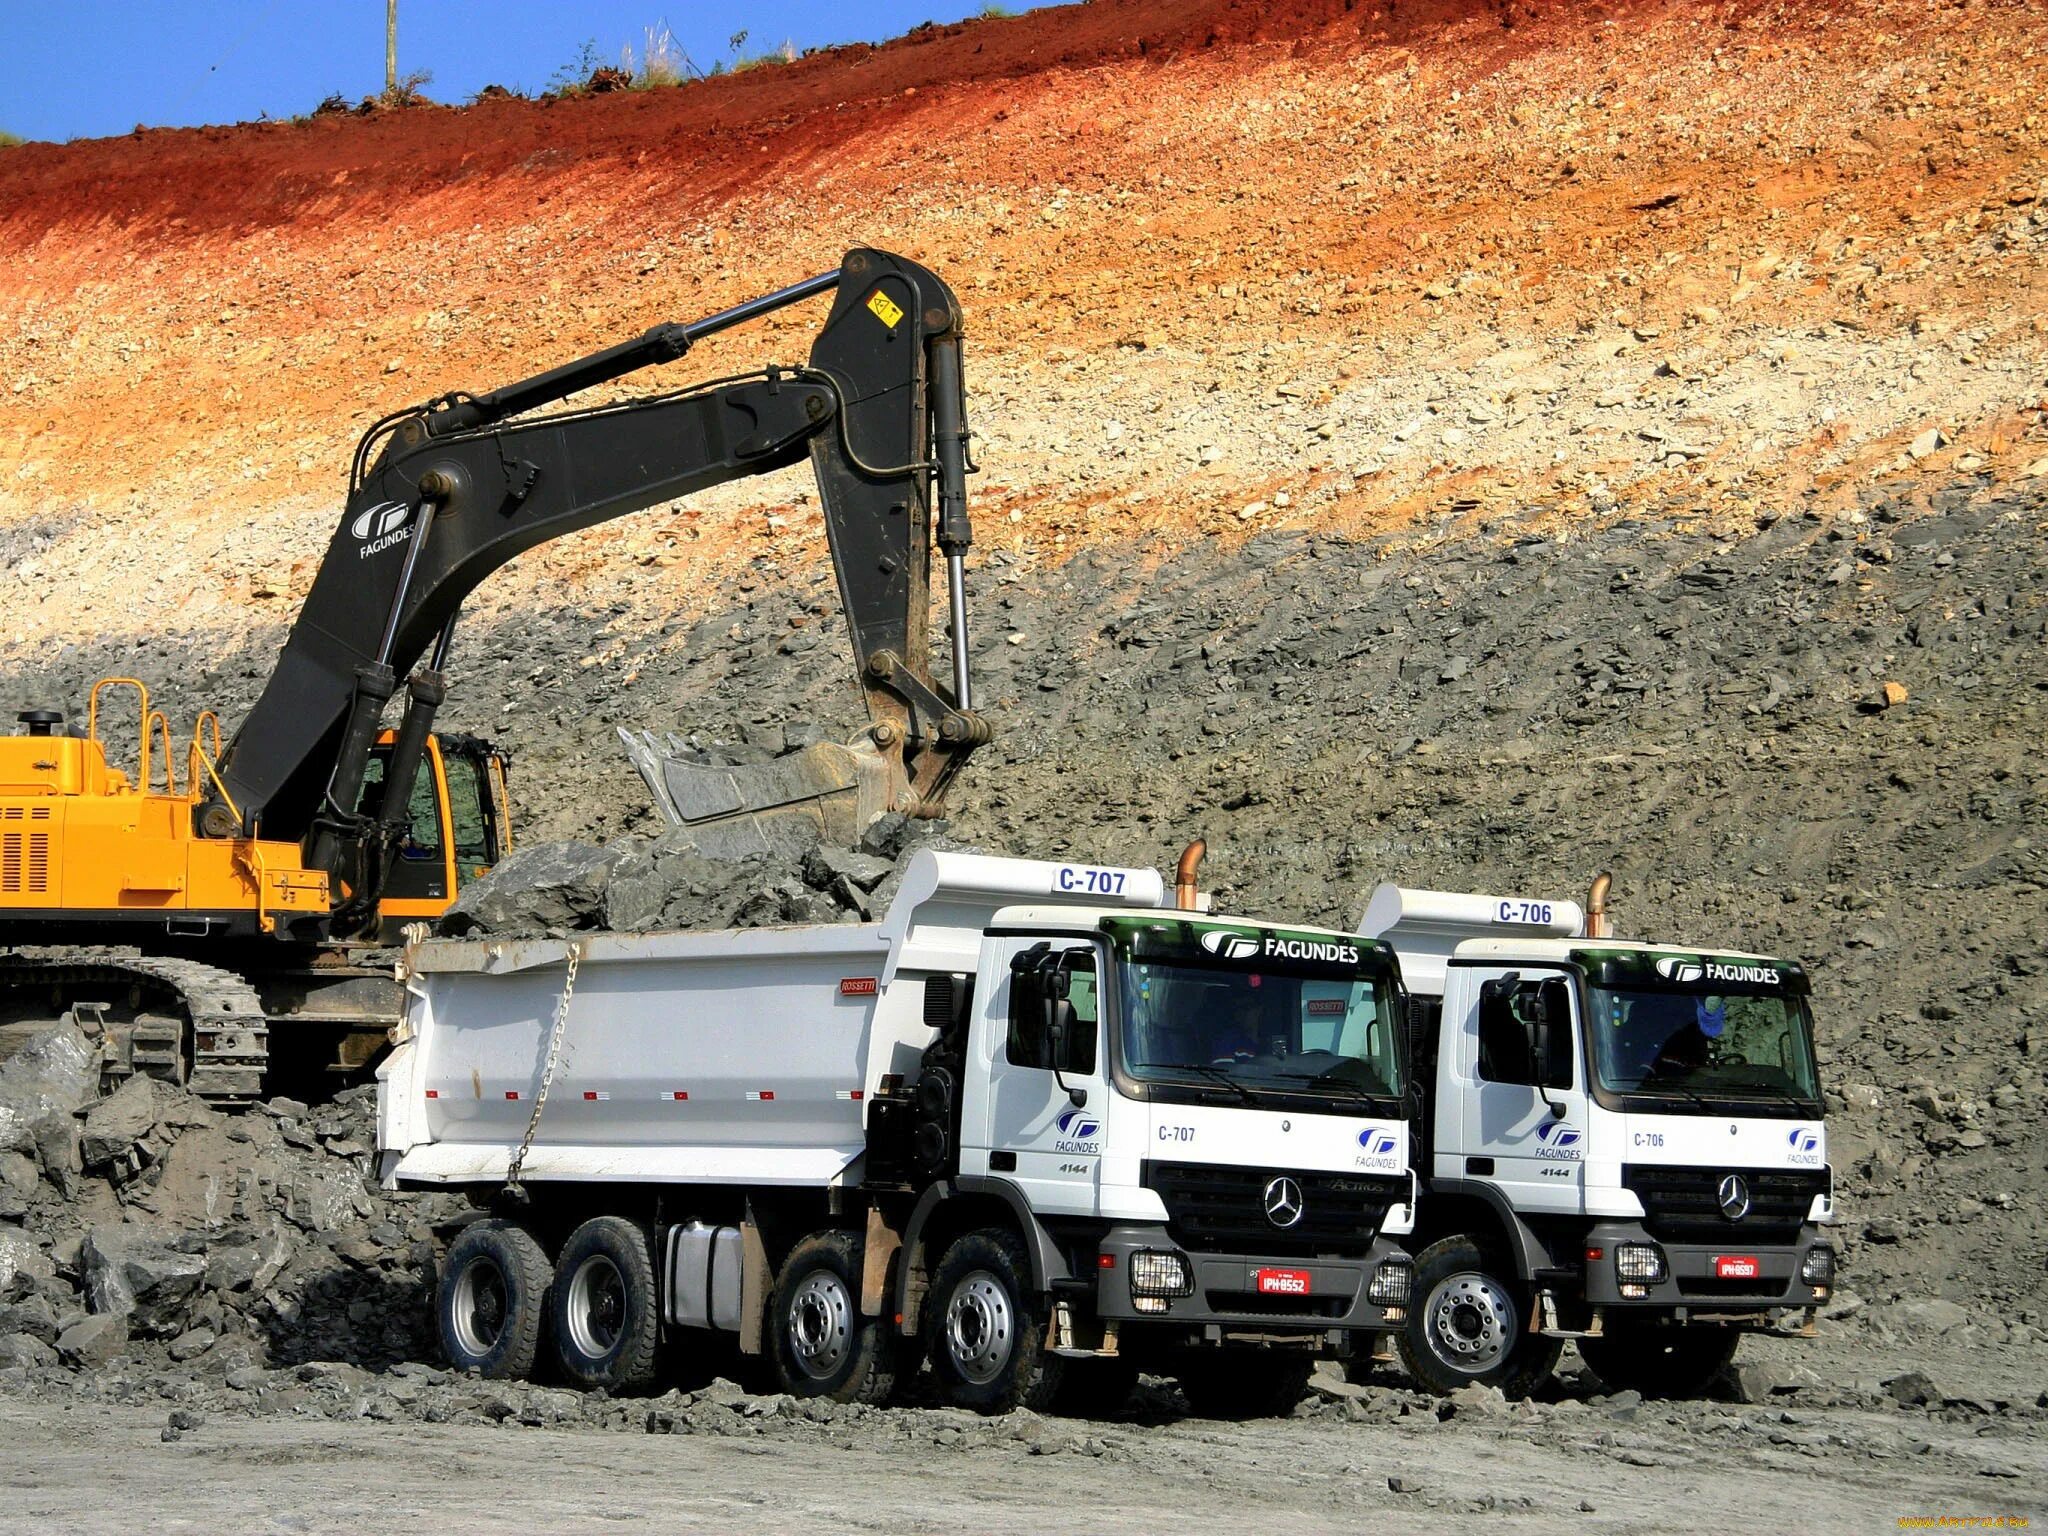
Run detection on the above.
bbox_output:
[209,249,986,904]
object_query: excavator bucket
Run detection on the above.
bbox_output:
[618,729,905,856]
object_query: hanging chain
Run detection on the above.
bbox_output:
[505,941,582,1196]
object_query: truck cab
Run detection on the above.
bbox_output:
[1361,885,1837,1399]
[915,907,1418,1387]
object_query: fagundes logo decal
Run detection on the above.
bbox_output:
[351,501,415,559]
[1052,1106,1100,1154]
[1534,1119,1583,1161]
[1198,930,1360,965]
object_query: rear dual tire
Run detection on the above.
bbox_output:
[437,1216,663,1392]
[438,1219,553,1380]
[550,1216,662,1393]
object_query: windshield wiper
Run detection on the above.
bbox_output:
[1279,1071,1389,1104]
[1628,1065,1717,1111]
[1708,1081,1819,1108]
[1164,1064,1259,1105]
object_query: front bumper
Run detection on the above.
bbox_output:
[1583,1221,1833,1314]
[1094,1225,1411,1343]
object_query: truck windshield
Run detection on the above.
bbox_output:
[1587,986,1821,1103]
[1102,918,1404,1107]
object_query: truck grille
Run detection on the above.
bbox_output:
[1621,1165,1826,1246]
[1142,1160,1404,1258]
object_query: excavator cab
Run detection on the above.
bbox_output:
[357,732,512,937]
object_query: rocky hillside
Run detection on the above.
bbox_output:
[0,0,2043,1357]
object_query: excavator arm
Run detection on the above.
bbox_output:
[206,249,987,922]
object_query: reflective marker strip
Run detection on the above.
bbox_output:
[424,1089,440,1099]
[660,1091,689,1101]
[581,1091,610,1101]
[504,1090,522,1100]
[746,1091,776,1102]
[834,1090,865,1101]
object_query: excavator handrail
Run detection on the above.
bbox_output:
[146,710,177,796]
[87,677,150,794]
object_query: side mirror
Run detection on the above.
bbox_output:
[1048,997,1086,1107]
[1530,978,1575,1112]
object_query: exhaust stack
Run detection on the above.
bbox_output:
[1586,872,1612,939]
[1175,839,1206,912]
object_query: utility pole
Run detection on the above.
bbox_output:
[385,0,398,96]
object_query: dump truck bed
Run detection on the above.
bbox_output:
[376,851,1168,1189]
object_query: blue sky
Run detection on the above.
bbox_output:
[0,2,1053,144]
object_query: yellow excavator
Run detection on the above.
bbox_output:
[0,249,987,1101]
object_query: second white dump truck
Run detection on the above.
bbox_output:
[378,851,1417,1416]
[1362,881,1839,1399]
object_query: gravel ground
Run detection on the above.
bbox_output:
[2,1335,2043,1536]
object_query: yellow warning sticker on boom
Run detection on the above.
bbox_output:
[866,289,905,330]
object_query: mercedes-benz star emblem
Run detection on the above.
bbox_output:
[1717,1173,1752,1220]
[1263,1176,1305,1229]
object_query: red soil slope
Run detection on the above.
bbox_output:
[1,0,2042,600]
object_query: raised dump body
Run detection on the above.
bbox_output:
[378,851,1169,1189]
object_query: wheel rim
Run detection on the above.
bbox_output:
[786,1268,855,1381]
[943,1268,1014,1385]
[1423,1269,1517,1374]
[565,1253,627,1361]
[451,1257,509,1358]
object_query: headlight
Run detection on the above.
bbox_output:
[1368,1257,1413,1308]
[1130,1249,1194,1300]
[1800,1245,1835,1287]
[1614,1242,1668,1284]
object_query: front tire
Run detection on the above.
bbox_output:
[1399,1234,1560,1399]
[1577,1323,1740,1399]
[924,1228,1064,1414]
[439,1219,552,1380]
[548,1216,661,1393]
[769,1229,900,1404]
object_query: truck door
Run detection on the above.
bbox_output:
[1458,965,1587,1215]
[961,936,1108,1218]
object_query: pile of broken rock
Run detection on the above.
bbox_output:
[0,1015,461,1390]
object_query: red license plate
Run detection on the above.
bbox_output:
[1256,1268,1312,1296]
[1714,1255,1760,1280]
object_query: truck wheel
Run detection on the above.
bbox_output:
[1399,1234,1561,1399]
[549,1216,661,1393]
[1177,1353,1315,1420]
[769,1230,900,1404]
[1577,1324,1740,1399]
[1047,1355,1141,1419]
[439,1219,551,1380]
[925,1228,1065,1415]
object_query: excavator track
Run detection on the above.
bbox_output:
[0,947,269,1104]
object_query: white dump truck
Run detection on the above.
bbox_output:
[378,851,1417,1415]
[1361,881,1838,1398]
